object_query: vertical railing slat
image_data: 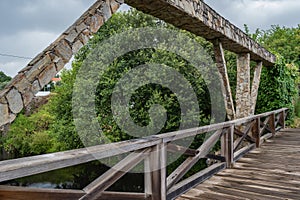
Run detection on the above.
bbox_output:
[253,117,261,147]
[147,142,167,200]
[270,113,276,136]
[221,126,234,168]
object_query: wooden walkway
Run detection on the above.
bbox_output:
[179,128,300,200]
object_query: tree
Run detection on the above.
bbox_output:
[250,25,300,69]
[0,71,11,90]
[243,25,299,120]
[55,9,215,148]
[3,9,215,157]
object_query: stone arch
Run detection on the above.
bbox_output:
[0,0,276,127]
[0,0,122,127]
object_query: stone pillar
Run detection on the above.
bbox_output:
[213,40,236,120]
[236,53,251,118]
[250,61,263,115]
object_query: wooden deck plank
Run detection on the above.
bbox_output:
[179,128,300,200]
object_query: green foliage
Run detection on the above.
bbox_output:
[0,71,11,90]
[295,97,300,117]
[2,107,55,157]
[243,25,299,122]
[250,25,300,69]
[4,10,299,158]
[47,65,83,151]
[256,55,298,121]
[2,9,213,156]
[0,71,11,82]
[93,49,211,143]
[71,9,214,147]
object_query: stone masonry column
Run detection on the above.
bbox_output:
[213,40,236,120]
[236,53,251,118]
[250,61,263,115]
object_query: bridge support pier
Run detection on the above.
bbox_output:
[250,61,263,114]
[213,40,236,120]
[236,53,251,118]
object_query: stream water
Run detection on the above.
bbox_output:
[0,152,144,192]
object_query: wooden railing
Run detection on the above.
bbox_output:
[0,108,288,200]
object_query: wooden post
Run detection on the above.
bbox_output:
[253,118,261,148]
[269,113,276,136]
[279,110,286,129]
[144,156,152,196]
[221,126,234,168]
[213,39,236,120]
[145,143,167,200]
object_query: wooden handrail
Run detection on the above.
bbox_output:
[0,108,289,200]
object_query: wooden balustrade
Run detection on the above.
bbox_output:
[0,108,288,200]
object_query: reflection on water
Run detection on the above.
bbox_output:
[1,160,144,192]
[27,182,70,189]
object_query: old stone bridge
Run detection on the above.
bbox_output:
[0,0,299,200]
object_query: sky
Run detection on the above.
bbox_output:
[0,0,299,77]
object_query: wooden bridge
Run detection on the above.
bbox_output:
[1,108,298,200]
[0,0,299,199]
[179,127,300,200]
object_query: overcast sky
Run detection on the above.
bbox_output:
[0,0,299,77]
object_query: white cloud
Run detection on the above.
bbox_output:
[0,0,299,77]
[0,0,93,76]
[0,1,130,77]
[0,61,27,77]
[0,30,58,57]
[0,30,59,76]
[205,0,300,31]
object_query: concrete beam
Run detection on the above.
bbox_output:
[125,0,276,66]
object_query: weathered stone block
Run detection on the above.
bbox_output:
[84,16,92,26]
[54,57,66,72]
[72,40,84,54]
[31,80,41,95]
[90,14,104,33]
[99,2,112,21]
[54,39,73,63]
[0,88,9,100]
[79,33,90,45]
[25,52,44,69]
[38,64,57,88]
[0,103,9,126]
[65,29,78,43]
[25,54,52,82]
[14,76,31,94]
[9,113,16,123]
[23,91,35,107]
[0,96,7,104]
[183,0,195,16]
[3,73,24,89]
[6,88,23,114]
[110,0,121,13]
[76,22,87,33]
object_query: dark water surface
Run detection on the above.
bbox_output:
[0,155,144,192]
